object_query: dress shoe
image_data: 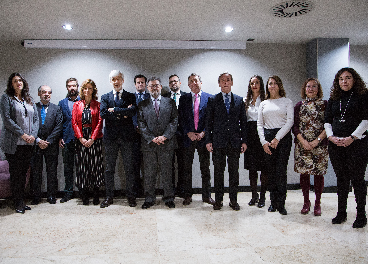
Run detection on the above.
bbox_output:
[24,205,31,210]
[213,201,223,210]
[100,197,113,208]
[332,212,347,224]
[93,196,100,205]
[202,197,215,205]
[229,201,240,211]
[268,204,277,212]
[47,196,57,204]
[15,208,25,214]
[183,197,192,206]
[352,213,367,228]
[257,197,266,208]
[278,206,288,215]
[301,201,311,214]
[165,201,175,208]
[314,204,321,216]
[31,198,40,205]
[60,195,72,203]
[142,201,154,209]
[128,198,137,207]
[248,197,258,206]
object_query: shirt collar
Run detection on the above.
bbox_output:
[191,90,202,97]
[113,89,123,95]
[151,95,161,102]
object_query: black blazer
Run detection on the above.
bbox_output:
[36,102,63,152]
[205,92,247,149]
[100,90,137,141]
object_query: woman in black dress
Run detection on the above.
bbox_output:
[325,67,368,228]
[244,75,267,208]
[72,79,104,205]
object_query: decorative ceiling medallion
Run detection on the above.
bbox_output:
[271,1,313,18]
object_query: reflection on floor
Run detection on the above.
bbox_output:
[0,190,367,263]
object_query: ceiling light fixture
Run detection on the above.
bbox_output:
[225,26,233,33]
[62,24,73,30]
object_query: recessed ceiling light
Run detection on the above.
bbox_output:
[62,24,73,30]
[225,26,233,33]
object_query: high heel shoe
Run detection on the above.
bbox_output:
[301,200,311,214]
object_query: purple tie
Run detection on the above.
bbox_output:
[194,94,199,130]
[154,98,159,117]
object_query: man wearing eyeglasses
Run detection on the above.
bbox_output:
[138,77,178,209]
[163,74,187,197]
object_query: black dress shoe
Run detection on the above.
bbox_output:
[128,198,137,207]
[47,197,57,204]
[353,214,367,228]
[60,195,72,203]
[202,197,215,205]
[24,205,31,210]
[332,212,347,224]
[248,197,259,206]
[183,197,192,206]
[15,208,25,214]
[165,201,175,208]
[268,204,277,212]
[100,197,113,208]
[229,201,240,211]
[213,201,223,210]
[278,207,288,215]
[142,201,154,209]
[257,197,266,208]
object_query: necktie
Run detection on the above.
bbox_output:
[173,93,176,102]
[115,91,120,104]
[41,105,46,125]
[154,98,159,117]
[138,93,143,103]
[225,93,230,114]
[194,94,199,130]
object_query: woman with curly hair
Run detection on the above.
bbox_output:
[244,75,268,208]
[325,67,368,228]
[72,79,104,205]
[292,78,328,216]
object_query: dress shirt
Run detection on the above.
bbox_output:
[191,91,202,107]
[170,91,181,107]
[67,97,78,114]
[221,91,232,103]
[246,96,261,122]
[113,89,123,100]
[150,95,162,107]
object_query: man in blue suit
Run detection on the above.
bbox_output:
[58,78,80,203]
[100,70,137,208]
[179,73,215,206]
[132,74,150,197]
[206,72,247,211]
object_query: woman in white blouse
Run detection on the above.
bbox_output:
[257,75,294,215]
[244,75,267,208]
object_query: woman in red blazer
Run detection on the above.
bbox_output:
[72,79,104,205]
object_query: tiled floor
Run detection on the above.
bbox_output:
[0,190,367,263]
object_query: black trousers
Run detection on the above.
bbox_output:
[31,146,59,199]
[263,129,292,206]
[329,138,368,213]
[212,143,240,202]
[182,141,211,199]
[104,139,134,199]
[5,145,34,204]
[172,135,185,195]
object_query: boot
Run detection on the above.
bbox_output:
[353,211,367,228]
[313,175,324,216]
[332,212,347,224]
[248,171,259,206]
[300,174,310,214]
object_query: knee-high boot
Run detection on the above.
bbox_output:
[313,175,324,216]
[300,174,310,214]
[353,185,367,228]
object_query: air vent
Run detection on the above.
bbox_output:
[271,1,313,18]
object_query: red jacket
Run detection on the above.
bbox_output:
[72,99,103,140]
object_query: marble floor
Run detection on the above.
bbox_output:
[0,190,367,264]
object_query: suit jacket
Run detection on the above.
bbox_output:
[100,90,137,141]
[36,102,63,153]
[205,92,247,149]
[0,94,39,154]
[58,97,80,144]
[133,92,150,128]
[178,91,213,148]
[138,96,178,152]
[163,90,186,139]
[72,100,103,140]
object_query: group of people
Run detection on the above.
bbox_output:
[0,67,367,228]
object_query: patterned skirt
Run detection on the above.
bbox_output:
[75,127,105,190]
[294,142,328,175]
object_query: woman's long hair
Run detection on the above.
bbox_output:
[245,75,266,110]
[6,72,32,104]
[330,67,367,100]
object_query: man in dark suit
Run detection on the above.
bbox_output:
[206,72,247,211]
[100,70,138,208]
[179,73,215,206]
[132,74,150,197]
[58,78,80,203]
[163,74,186,197]
[138,77,178,209]
[31,85,63,204]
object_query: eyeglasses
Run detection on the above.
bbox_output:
[148,84,161,88]
[169,80,179,84]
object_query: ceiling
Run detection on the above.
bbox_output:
[1,0,367,45]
